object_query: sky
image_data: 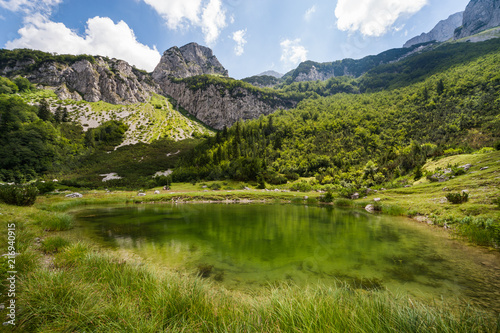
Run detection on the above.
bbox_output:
[0,0,471,79]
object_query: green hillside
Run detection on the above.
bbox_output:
[173,44,500,184]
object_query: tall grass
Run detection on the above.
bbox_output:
[16,243,499,332]
[32,211,75,231]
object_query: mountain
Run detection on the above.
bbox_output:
[0,49,158,104]
[454,0,500,39]
[152,42,228,81]
[404,12,464,48]
[257,70,283,78]
[281,44,432,83]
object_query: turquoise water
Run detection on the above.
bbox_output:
[74,204,500,312]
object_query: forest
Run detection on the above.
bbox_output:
[0,39,500,192]
[171,44,500,196]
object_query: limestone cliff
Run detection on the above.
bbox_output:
[454,0,500,39]
[404,12,463,48]
[156,78,296,130]
[152,42,228,81]
[0,52,158,104]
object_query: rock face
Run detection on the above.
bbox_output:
[294,65,335,82]
[2,56,158,104]
[455,0,500,39]
[152,42,228,81]
[404,12,464,48]
[156,79,296,130]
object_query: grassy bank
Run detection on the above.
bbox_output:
[0,203,498,332]
[0,152,498,331]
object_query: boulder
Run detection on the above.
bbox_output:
[374,198,381,202]
[137,193,146,197]
[351,193,360,200]
[365,204,375,213]
[154,190,160,194]
[65,193,83,198]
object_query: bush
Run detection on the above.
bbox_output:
[290,181,312,192]
[495,141,500,151]
[0,185,38,206]
[208,183,221,191]
[264,171,287,185]
[446,192,469,204]
[320,190,334,203]
[35,181,56,194]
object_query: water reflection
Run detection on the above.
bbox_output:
[75,204,500,313]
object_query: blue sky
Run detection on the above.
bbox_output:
[0,0,470,78]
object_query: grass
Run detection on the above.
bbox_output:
[32,211,75,231]
[15,242,499,332]
[0,162,499,331]
[40,236,71,254]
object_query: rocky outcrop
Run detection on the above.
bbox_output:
[2,55,158,104]
[152,42,228,81]
[294,65,335,82]
[156,79,296,130]
[404,12,463,48]
[454,0,500,39]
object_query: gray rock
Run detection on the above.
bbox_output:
[137,193,146,197]
[154,190,160,194]
[455,0,500,39]
[365,204,375,213]
[351,193,360,200]
[404,12,463,48]
[152,42,228,80]
[2,56,158,104]
[65,193,83,198]
[459,164,473,171]
[154,78,296,130]
[374,198,381,202]
[480,167,489,171]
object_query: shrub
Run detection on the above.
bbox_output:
[495,140,500,151]
[290,181,312,192]
[35,181,56,194]
[0,185,38,206]
[208,183,221,190]
[320,190,334,203]
[446,192,469,204]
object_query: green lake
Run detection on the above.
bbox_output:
[74,203,500,312]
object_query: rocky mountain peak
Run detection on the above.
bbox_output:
[404,12,463,48]
[152,42,228,81]
[454,0,500,39]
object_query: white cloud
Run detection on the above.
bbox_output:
[335,0,428,37]
[280,39,308,69]
[5,16,161,71]
[0,0,62,14]
[142,0,227,45]
[304,5,317,21]
[201,0,226,45]
[231,29,246,56]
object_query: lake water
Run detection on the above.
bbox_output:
[74,203,500,312]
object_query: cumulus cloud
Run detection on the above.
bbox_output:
[280,39,308,69]
[231,29,246,56]
[142,0,227,45]
[5,16,161,71]
[304,5,317,21]
[335,0,428,36]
